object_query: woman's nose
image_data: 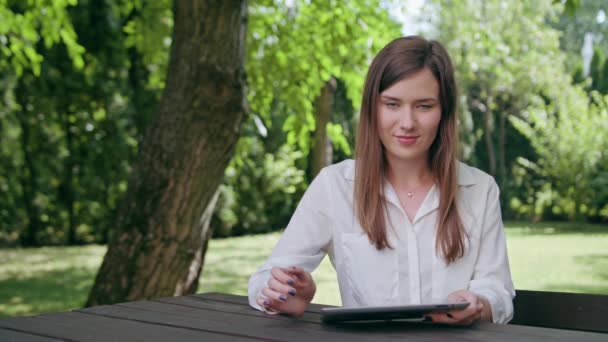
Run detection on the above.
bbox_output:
[398,107,415,129]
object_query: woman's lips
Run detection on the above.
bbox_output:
[395,135,419,145]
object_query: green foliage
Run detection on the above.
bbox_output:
[432,0,608,222]
[0,0,160,246]
[0,0,402,245]
[550,0,607,74]
[590,47,606,91]
[0,0,84,76]
[587,47,608,94]
[327,122,352,156]
[556,0,582,16]
[212,0,401,236]
[511,89,608,220]
[119,0,172,90]
[434,0,568,159]
[327,77,358,162]
[247,0,400,155]
[2,0,605,247]
[212,133,307,237]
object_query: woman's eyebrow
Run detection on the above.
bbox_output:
[380,95,438,102]
[415,97,439,103]
[380,95,401,101]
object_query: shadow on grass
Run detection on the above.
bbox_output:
[0,268,95,318]
[505,221,608,236]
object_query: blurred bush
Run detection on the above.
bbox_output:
[212,135,307,237]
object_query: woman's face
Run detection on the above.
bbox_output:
[376,68,442,165]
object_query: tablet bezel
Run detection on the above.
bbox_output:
[320,302,470,323]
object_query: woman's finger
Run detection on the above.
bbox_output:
[256,295,280,313]
[286,266,314,287]
[448,303,483,325]
[425,312,454,324]
[448,305,477,321]
[270,267,297,287]
[262,286,289,303]
[455,310,481,326]
[427,304,482,325]
[268,277,297,297]
[286,266,308,280]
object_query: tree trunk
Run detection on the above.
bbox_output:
[16,106,41,247]
[484,98,496,176]
[86,0,248,306]
[311,77,337,178]
[498,110,506,191]
[62,112,77,245]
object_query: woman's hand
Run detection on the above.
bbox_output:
[426,290,492,325]
[256,266,316,316]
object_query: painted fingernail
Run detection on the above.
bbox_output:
[423,316,433,322]
[287,279,295,286]
[263,300,269,306]
[288,289,296,296]
[279,295,287,301]
[446,313,454,319]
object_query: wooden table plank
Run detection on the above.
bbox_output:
[0,328,63,342]
[0,310,256,342]
[1,293,606,341]
[191,293,608,342]
[193,292,331,313]
[79,300,385,342]
[154,295,324,323]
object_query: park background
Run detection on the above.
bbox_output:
[0,0,607,317]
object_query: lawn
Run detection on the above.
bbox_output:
[0,221,607,318]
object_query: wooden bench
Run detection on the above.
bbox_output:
[510,290,608,333]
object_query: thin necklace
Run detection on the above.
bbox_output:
[387,169,433,199]
[405,180,433,198]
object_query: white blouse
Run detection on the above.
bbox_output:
[248,159,515,324]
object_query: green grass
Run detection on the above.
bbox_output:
[1,221,607,318]
[503,221,608,294]
[0,245,106,318]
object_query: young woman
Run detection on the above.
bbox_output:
[247,36,515,325]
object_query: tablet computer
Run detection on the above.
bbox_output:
[320,302,470,323]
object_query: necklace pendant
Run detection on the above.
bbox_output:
[407,191,413,198]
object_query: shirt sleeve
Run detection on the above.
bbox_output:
[468,178,516,324]
[248,168,334,312]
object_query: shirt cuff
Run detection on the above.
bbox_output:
[248,271,280,315]
[471,288,513,324]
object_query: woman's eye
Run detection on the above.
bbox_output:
[417,104,433,110]
[385,102,398,108]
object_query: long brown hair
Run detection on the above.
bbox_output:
[354,36,465,264]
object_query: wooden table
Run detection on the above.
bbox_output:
[0,293,606,341]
